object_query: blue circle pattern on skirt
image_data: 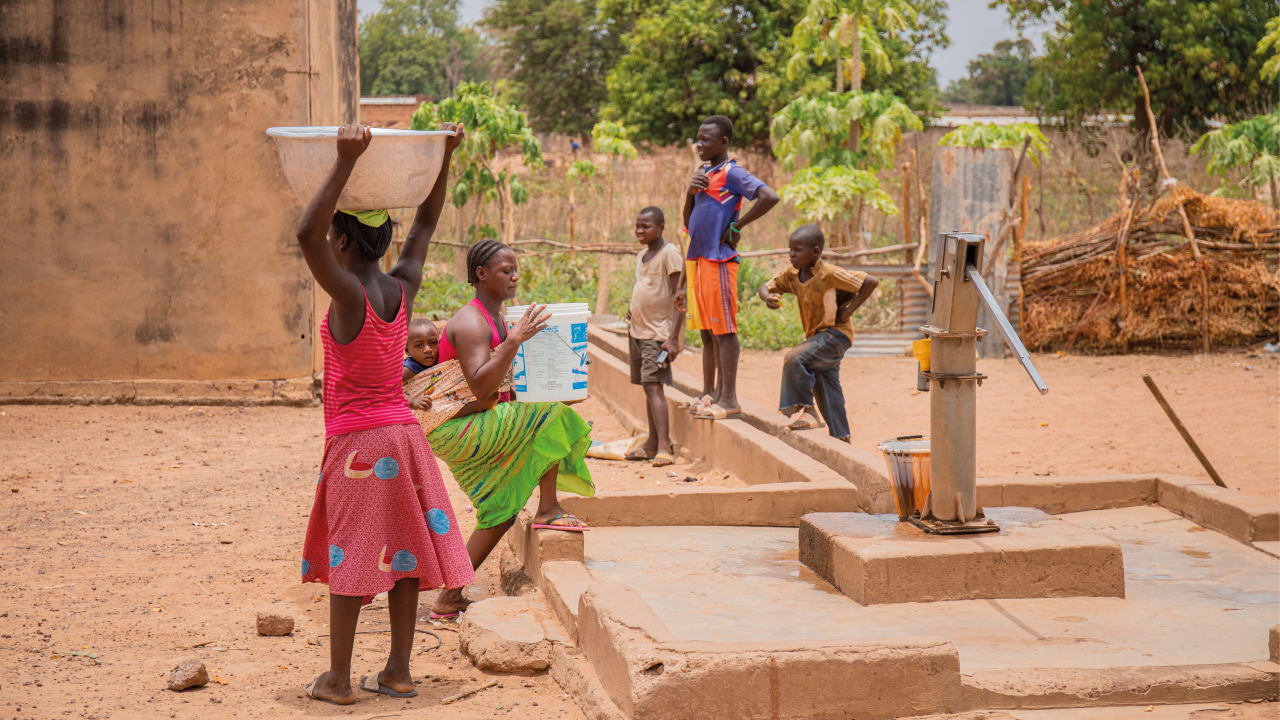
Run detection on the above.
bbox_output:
[374,457,399,479]
[301,559,310,577]
[329,544,344,568]
[426,507,451,535]
[391,549,418,572]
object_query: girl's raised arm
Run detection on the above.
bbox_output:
[391,123,465,296]
[295,124,369,307]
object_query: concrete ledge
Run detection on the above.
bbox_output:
[551,645,629,720]
[590,326,894,512]
[977,475,1159,515]
[540,560,594,640]
[590,345,845,488]
[1158,475,1280,544]
[575,581,964,720]
[0,377,318,406]
[459,595,570,673]
[962,663,1280,709]
[562,480,860,528]
[507,511,584,585]
[800,509,1125,604]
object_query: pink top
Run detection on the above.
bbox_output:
[437,297,512,403]
[321,282,419,438]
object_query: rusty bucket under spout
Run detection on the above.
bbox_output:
[877,436,931,520]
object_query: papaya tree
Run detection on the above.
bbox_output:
[938,122,1050,164]
[590,120,637,242]
[411,82,543,247]
[773,0,923,247]
[1191,110,1280,208]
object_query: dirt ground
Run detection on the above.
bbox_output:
[0,351,1275,719]
[673,348,1279,501]
[0,394,656,720]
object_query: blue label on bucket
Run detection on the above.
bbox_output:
[512,344,527,392]
[571,322,587,344]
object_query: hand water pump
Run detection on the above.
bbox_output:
[914,232,1048,534]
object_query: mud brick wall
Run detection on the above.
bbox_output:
[0,1,358,381]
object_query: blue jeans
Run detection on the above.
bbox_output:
[779,329,851,440]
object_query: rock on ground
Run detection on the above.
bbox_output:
[459,595,569,673]
[167,658,208,691]
[256,611,294,636]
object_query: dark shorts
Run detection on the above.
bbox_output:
[629,336,672,385]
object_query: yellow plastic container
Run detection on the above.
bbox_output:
[912,338,931,372]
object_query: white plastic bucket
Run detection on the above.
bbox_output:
[503,303,590,403]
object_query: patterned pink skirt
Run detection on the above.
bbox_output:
[301,422,474,602]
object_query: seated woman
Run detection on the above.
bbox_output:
[427,239,595,618]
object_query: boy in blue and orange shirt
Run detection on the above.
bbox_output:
[681,115,779,419]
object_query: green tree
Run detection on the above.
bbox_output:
[411,82,544,247]
[938,122,1050,165]
[1260,15,1280,83]
[941,38,1035,106]
[1191,110,1280,208]
[599,0,805,147]
[995,0,1278,136]
[483,0,622,138]
[359,0,489,98]
[771,0,929,246]
[590,120,638,241]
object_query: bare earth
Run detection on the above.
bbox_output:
[678,349,1279,501]
[0,352,1275,718]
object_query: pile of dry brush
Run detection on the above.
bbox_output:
[1021,186,1279,352]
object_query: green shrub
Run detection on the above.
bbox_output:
[415,254,871,352]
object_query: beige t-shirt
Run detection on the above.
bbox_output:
[628,241,684,341]
[765,259,867,341]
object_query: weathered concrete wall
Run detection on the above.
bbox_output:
[0,1,358,382]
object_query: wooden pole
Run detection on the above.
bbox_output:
[1142,374,1228,488]
[1017,174,1029,325]
[1136,66,1210,353]
[567,179,576,247]
[1115,168,1139,352]
[902,163,913,255]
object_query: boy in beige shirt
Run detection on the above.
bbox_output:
[758,225,878,441]
[627,207,685,466]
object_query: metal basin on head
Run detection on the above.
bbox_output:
[265,126,454,210]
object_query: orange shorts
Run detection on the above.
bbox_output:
[685,258,738,335]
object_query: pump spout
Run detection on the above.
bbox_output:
[965,265,1048,395]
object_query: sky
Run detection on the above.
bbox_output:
[356,0,1045,88]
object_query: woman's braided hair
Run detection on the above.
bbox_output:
[466,239,512,284]
[331,211,392,261]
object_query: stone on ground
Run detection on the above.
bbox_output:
[256,611,294,636]
[459,595,569,673]
[167,658,208,691]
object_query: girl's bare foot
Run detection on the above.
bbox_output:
[430,587,472,617]
[306,672,356,705]
[532,504,587,529]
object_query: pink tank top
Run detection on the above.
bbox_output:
[438,297,504,362]
[437,297,512,403]
[321,282,418,438]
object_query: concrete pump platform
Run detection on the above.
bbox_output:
[799,507,1125,604]
[580,505,1277,673]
